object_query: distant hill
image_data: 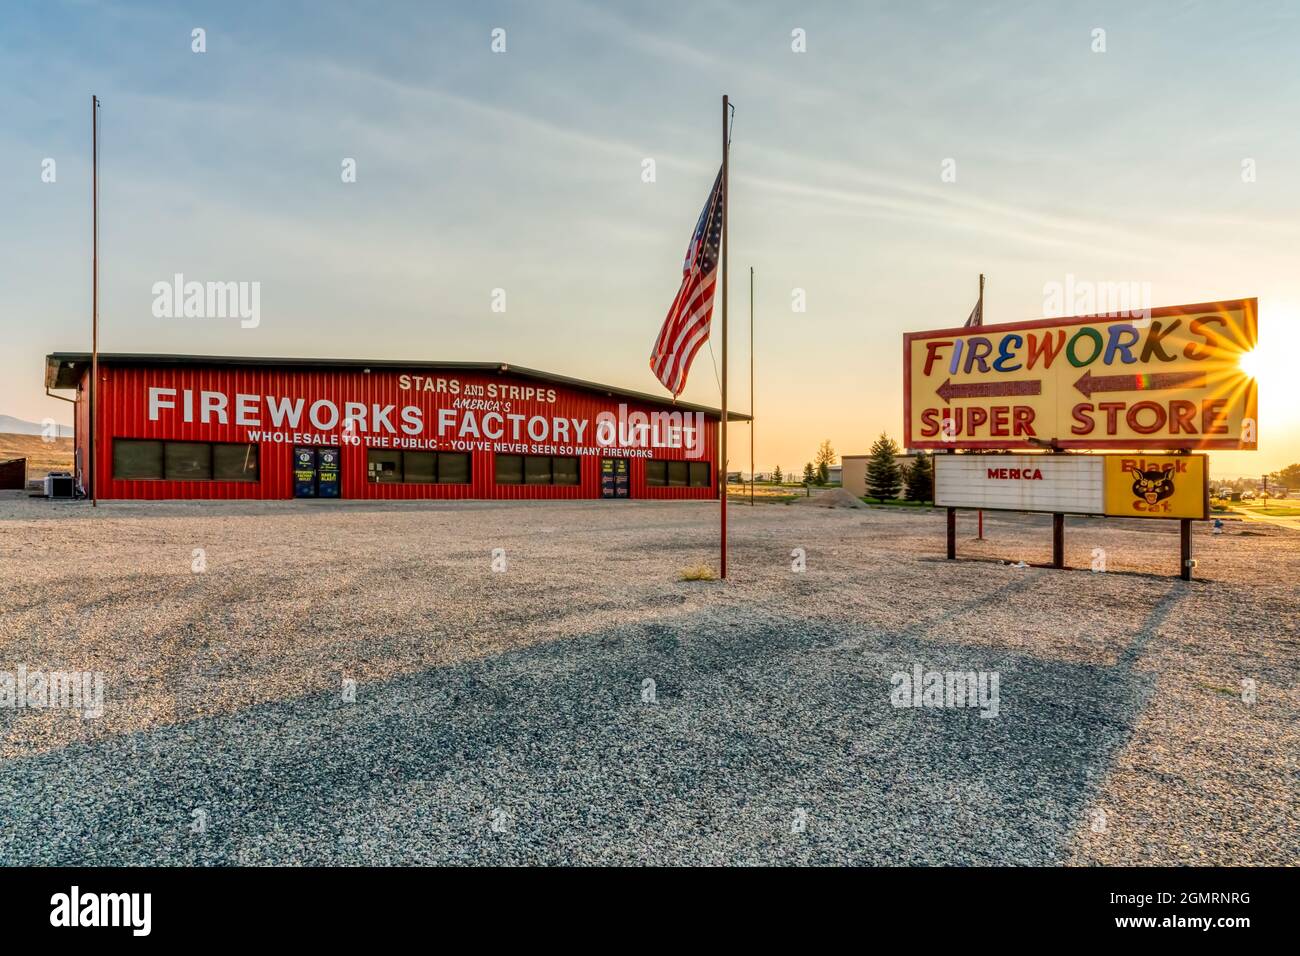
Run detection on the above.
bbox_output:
[0,433,74,476]
[0,415,73,438]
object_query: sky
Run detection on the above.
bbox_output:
[3,0,1299,478]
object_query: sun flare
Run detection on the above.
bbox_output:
[1237,308,1299,390]
[1238,349,1265,380]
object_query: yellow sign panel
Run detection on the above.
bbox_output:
[904,299,1257,451]
[1103,454,1208,519]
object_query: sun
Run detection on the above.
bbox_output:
[1236,306,1300,387]
[1237,349,1266,380]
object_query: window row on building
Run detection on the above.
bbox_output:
[493,454,579,485]
[367,450,471,484]
[111,439,710,488]
[646,460,711,488]
[113,439,260,481]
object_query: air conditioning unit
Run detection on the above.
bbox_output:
[44,473,75,499]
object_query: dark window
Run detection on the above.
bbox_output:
[552,457,580,486]
[367,449,403,483]
[213,444,259,481]
[437,453,470,484]
[113,439,257,481]
[367,450,471,484]
[646,461,667,487]
[495,455,524,485]
[164,442,212,480]
[524,456,553,484]
[403,451,436,484]
[112,440,163,479]
[496,454,580,486]
[668,461,689,487]
[689,462,710,488]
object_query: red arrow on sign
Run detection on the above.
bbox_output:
[1073,369,1207,398]
[936,378,1042,405]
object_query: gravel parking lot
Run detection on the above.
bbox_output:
[0,491,1295,865]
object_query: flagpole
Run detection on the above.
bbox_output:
[720,94,730,579]
[976,273,984,540]
[749,265,754,507]
[91,94,100,508]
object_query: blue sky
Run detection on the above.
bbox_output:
[3,0,1299,474]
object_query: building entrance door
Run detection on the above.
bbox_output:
[600,458,630,499]
[293,446,342,498]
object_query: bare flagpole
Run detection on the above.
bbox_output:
[720,94,730,578]
[749,265,754,507]
[91,94,100,508]
[976,273,985,539]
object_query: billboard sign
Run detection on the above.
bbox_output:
[935,453,1209,519]
[935,454,1103,514]
[905,299,1257,451]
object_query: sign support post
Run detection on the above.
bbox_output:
[946,507,956,559]
[1180,518,1193,581]
[1052,513,1064,568]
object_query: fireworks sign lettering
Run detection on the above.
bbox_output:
[904,299,1257,450]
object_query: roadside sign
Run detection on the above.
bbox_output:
[905,299,1257,451]
[1102,454,1208,519]
[934,453,1103,514]
[936,452,1209,520]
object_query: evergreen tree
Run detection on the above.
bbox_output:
[865,433,903,501]
[904,453,933,503]
[772,464,784,483]
[802,462,816,485]
[816,461,830,485]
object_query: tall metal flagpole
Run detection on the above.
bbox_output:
[976,273,985,539]
[720,94,730,578]
[91,94,100,508]
[749,265,754,507]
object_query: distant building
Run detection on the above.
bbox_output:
[840,453,918,498]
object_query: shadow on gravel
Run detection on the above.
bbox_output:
[0,588,1182,865]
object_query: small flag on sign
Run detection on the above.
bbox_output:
[650,167,724,396]
[964,297,983,327]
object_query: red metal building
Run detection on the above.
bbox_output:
[45,353,745,502]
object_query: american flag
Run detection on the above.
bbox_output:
[650,167,724,396]
[964,297,983,327]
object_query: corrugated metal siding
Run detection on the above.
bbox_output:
[94,364,719,501]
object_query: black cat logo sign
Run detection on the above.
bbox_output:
[1103,454,1208,520]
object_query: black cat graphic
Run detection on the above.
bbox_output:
[1130,465,1175,506]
